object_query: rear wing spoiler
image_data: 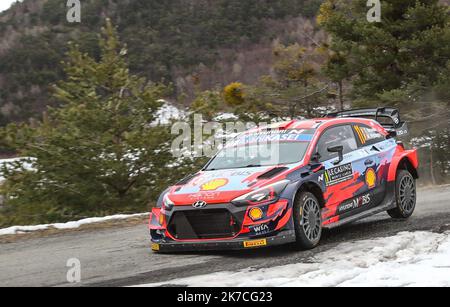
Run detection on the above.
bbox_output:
[325,107,409,137]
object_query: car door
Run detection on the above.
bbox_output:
[352,123,397,207]
[315,125,366,221]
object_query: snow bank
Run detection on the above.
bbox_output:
[0,213,149,236]
[137,231,450,287]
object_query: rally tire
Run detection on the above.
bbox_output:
[293,192,322,250]
[388,169,416,219]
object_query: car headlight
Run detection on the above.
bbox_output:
[163,194,175,210]
[232,180,290,206]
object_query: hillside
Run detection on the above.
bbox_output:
[0,0,448,228]
[0,0,323,125]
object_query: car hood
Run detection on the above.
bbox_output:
[167,165,292,205]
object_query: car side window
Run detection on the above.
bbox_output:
[353,124,386,146]
[316,125,358,162]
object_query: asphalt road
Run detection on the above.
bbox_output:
[0,185,449,287]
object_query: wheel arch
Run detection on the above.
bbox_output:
[388,149,419,181]
[293,181,326,209]
[397,157,419,179]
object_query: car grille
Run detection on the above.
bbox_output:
[168,209,240,240]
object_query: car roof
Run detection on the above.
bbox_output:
[246,119,327,133]
[245,118,386,135]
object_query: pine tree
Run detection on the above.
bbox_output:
[0,20,177,226]
[246,43,329,119]
[318,0,450,106]
[322,41,352,111]
[318,0,450,184]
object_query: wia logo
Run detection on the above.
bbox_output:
[253,224,269,234]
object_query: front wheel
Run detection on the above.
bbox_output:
[388,169,417,219]
[293,192,322,250]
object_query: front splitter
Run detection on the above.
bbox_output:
[151,230,296,253]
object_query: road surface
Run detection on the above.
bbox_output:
[0,186,449,287]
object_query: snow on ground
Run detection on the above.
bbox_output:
[153,102,186,125]
[0,157,35,182]
[214,113,239,121]
[0,0,20,13]
[0,213,149,236]
[137,231,450,287]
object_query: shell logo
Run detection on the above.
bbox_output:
[365,168,377,189]
[201,178,229,191]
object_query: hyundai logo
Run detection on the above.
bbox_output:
[192,201,208,209]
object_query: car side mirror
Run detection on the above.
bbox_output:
[387,130,397,139]
[310,152,321,163]
[328,145,344,165]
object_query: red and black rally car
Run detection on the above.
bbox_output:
[149,108,418,252]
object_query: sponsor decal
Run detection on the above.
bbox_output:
[318,174,324,183]
[231,130,314,146]
[361,127,382,141]
[243,239,267,248]
[396,126,408,136]
[249,207,264,220]
[324,163,354,186]
[151,243,160,251]
[188,192,221,200]
[338,193,371,214]
[229,170,253,177]
[201,178,229,191]
[250,224,270,235]
[354,125,383,144]
[365,168,377,189]
[189,171,245,187]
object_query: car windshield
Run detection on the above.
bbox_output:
[205,130,314,171]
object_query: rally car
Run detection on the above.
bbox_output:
[149,108,418,252]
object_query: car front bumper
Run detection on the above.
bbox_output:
[151,230,296,253]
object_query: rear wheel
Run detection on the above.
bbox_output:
[388,169,416,219]
[293,192,322,250]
